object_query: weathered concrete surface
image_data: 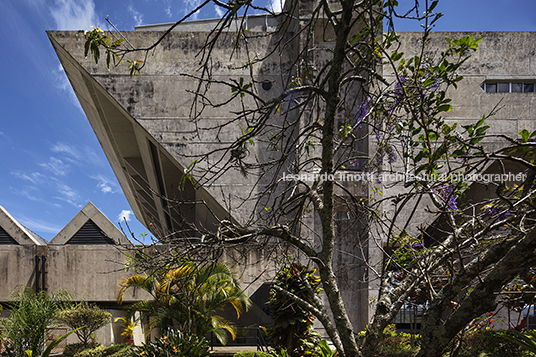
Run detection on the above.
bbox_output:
[50,202,132,246]
[0,202,143,302]
[389,32,536,134]
[380,32,536,238]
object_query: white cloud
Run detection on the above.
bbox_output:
[166,6,173,18]
[51,142,81,159]
[11,171,45,185]
[39,157,70,176]
[10,186,42,203]
[214,5,225,18]
[18,217,62,235]
[51,142,103,166]
[128,5,144,27]
[50,0,100,31]
[55,182,79,200]
[118,210,132,222]
[271,0,284,13]
[91,174,117,194]
[183,0,203,20]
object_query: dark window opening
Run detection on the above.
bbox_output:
[498,82,510,93]
[485,83,496,93]
[511,83,523,92]
[483,81,536,93]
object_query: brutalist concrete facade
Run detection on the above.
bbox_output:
[0,202,146,345]
[382,32,536,237]
[47,2,536,334]
[47,0,374,332]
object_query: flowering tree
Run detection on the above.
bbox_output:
[76,0,536,356]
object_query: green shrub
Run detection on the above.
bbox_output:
[448,329,533,357]
[233,351,273,357]
[102,343,132,357]
[63,342,100,357]
[374,325,419,357]
[71,343,132,357]
[1,287,70,357]
[131,330,209,357]
[75,345,106,357]
[267,263,322,357]
[57,301,112,345]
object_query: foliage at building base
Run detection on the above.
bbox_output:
[267,263,322,357]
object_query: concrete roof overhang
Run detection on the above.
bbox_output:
[48,32,235,240]
[0,205,47,245]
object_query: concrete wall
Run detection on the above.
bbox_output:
[47,6,375,332]
[0,246,41,300]
[391,32,536,145]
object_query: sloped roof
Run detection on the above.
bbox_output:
[48,31,235,239]
[49,202,132,246]
[0,205,47,245]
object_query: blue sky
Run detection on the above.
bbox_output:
[0,0,535,242]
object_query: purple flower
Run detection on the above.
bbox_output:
[411,242,424,250]
[375,129,382,141]
[431,78,440,92]
[350,158,360,168]
[435,183,458,211]
[387,147,397,163]
[356,97,371,127]
[394,75,406,94]
[484,206,510,220]
[375,153,384,168]
[394,75,407,103]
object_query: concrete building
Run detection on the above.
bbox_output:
[0,202,146,345]
[47,0,373,333]
[46,0,536,336]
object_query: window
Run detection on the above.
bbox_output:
[482,81,536,93]
[498,82,510,93]
[511,83,523,92]
[484,83,497,93]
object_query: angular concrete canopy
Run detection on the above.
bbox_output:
[50,202,132,246]
[48,31,234,239]
[0,205,46,245]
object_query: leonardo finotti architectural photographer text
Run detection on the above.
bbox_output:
[282,171,527,184]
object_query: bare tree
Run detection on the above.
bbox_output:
[75,0,536,356]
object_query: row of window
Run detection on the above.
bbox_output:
[482,82,535,93]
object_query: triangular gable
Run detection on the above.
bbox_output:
[0,226,19,245]
[49,202,132,246]
[0,205,46,245]
[68,219,117,245]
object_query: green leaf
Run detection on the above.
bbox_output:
[520,129,531,142]
[390,51,404,62]
[437,104,453,113]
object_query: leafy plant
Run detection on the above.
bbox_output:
[79,27,124,68]
[71,343,132,357]
[113,316,137,339]
[375,325,419,357]
[448,329,531,357]
[0,287,69,357]
[494,329,536,355]
[2,327,80,357]
[118,259,250,345]
[57,301,112,345]
[233,351,273,357]
[63,343,100,357]
[266,263,321,357]
[130,329,209,357]
[316,340,338,357]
